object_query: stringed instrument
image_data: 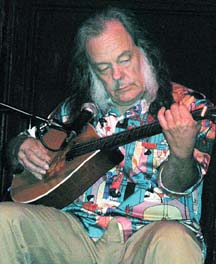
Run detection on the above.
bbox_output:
[11,106,216,209]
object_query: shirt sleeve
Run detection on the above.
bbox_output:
[159,83,216,195]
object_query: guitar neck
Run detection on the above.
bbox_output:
[66,121,161,159]
[65,106,215,160]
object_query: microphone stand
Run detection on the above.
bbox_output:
[0,102,65,130]
[0,101,98,151]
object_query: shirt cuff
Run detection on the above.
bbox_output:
[158,163,203,196]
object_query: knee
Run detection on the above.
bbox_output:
[149,221,200,248]
[152,221,187,238]
[147,221,202,262]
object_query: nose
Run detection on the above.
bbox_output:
[112,64,123,81]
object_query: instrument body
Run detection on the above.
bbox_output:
[11,106,216,208]
[11,124,124,208]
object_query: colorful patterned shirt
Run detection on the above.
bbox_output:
[28,83,216,259]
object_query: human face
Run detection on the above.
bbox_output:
[86,20,145,111]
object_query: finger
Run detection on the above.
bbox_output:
[20,138,51,162]
[169,103,181,125]
[178,104,193,121]
[32,172,43,180]
[157,107,168,130]
[179,105,199,133]
[31,147,51,166]
[17,153,43,180]
[163,109,176,129]
[18,150,48,174]
[22,147,49,170]
[29,140,51,164]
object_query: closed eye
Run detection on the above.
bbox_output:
[118,54,132,65]
[95,64,110,74]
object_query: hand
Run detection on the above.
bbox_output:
[157,103,200,159]
[18,138,51,180]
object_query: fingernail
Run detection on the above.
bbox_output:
[36,174,43,180]
[44,164,49,170]
[40,169,46,174]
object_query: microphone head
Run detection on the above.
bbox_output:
[81,102,98,117]
[63,102,98,135]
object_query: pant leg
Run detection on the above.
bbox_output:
[0,203,203,264]
[119,220,202,264]
[95,218,124,264]
[0,202,97,264]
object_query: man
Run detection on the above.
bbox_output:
[1,7,215,264]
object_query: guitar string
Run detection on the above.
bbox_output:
[65,107,214,158]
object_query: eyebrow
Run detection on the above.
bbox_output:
[117,50,132,61]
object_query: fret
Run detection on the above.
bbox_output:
[66,106,216,160]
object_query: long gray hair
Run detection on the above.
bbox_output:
[70,7,173,116]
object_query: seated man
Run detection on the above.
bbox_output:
[1,7,215,264]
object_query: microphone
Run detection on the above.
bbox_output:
[64,102,98,135]
[64,102,98,160]
[38,102,98,152]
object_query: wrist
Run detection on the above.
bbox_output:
[7,134,32,170]
[158,153,200,195]
[158,162,202,196]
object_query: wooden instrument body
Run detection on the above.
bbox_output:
[10,106,216,208]
[11,124,124,208]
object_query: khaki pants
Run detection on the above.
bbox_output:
[0,202,202,264]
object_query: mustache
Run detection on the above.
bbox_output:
[112,81,128,91]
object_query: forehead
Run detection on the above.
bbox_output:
[86,20,135,63]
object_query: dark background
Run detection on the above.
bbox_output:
[0,0,216,263]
